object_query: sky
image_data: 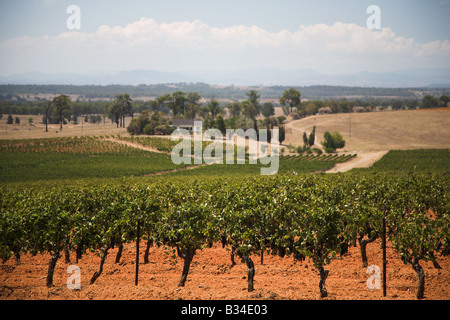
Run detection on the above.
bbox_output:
[0,0,449,77]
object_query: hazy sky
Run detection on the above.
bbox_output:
[0,0,449,76]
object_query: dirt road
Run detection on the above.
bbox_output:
[325,150,388,173]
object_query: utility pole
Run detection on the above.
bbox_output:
[349,113,352,137]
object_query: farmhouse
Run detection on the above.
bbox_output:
[171,119,202,133]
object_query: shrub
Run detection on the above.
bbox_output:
[143,123,155,135]
[321,131,345,152]
[154,124,174,135]
[127,111,170,136]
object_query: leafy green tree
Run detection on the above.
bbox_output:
[170,91,187,116]
[156,93,172,113]
[439,95,449,107]
[241,100,258,120]
[308,126,316,147]
[52,94,72,131]
[321,131,345,152]
[278,125,285,145]
[303,132,309,147]
[246,90,261,115]
[421,95,438,109]
[186,92,202,106]
[226,102,241,118]
[304,102,317,115]
[185,91,202,118]
[327,99,340,113]
[127,111,171,135]
[391,99,403,110]
[207,100,221,120]
[279,88,301,114]
[261,102,275,118]
[214,114,226,135]
[110,93,133,128]
[339,99,350,113]
[6,113,13,124]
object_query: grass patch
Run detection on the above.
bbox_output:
[351,149,450,175]
[0,137,189,185]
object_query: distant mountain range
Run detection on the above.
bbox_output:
[1,68,449,88]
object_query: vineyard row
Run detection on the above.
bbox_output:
[0,174,448,299]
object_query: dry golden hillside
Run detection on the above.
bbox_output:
[283,108,450,153]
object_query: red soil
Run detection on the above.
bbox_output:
[1,239,449,300]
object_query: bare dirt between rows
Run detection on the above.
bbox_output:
[325,151,388,173]
[1,239,448,300]
[105,137,168,154]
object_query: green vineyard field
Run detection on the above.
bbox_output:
[1,173,448,298]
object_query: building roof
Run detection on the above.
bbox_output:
[172,119,197,127]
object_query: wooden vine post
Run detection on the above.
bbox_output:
[382,209,387,297]
[135,220,141,286]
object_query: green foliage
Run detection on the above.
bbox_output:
[127,110,173,135]
[279,88,301,113]
[261,102,275,118]
[439,95,449,107]
[303,132,308,147]
[52,94,72,130]
[1,173,447,297]
[278,125,285,144]
[421,95,438,109]
[351,149,450,175]
[0,137,189,185]
[214,114,226,134]
[110,93,133,128]
[309,126,316,146]
[321,131,345,152]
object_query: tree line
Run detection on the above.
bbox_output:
[2,89,448,141]
[1,83,449,100]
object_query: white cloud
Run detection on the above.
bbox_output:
[1,18,449,76]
